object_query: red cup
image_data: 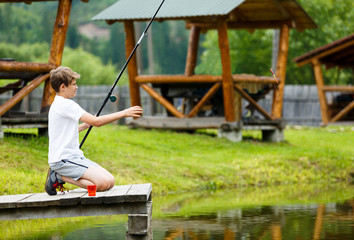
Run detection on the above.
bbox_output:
[87,185,97,196]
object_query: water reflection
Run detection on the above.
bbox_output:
[1,184,353,240]
[152,185,354,240]
[153,200,353,240]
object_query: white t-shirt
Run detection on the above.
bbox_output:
[48,95,86,164]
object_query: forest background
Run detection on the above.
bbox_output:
[0,0,353,86]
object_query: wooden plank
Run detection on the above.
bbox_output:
[0,202,148,221]
[80,188,111,205]
[76,184,142,205]
[60,189,87,206]
[125,183,152,202]
[17,193,63,208]
[104,185,132,204]
[0,194,33,209]
[2,123,48,129]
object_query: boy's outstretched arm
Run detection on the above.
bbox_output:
[79,106,143,130]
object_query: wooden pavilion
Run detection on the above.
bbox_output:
[294,34,354,125]
[0,0,88,138]
[93,0,316,142]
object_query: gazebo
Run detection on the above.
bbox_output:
[93,0,317,142]
[0,0,88,138]
[294,34,354,125]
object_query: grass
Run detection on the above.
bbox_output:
[0,124,353,195]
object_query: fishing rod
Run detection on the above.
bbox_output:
[80,0,166,148]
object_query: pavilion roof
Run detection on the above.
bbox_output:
[0,0,88,3]
[92,0,317,31]
[294,33,354,69]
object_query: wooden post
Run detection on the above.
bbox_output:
[124,21,141,107]
[127,202,152,238]
[185,25,201,76]
[217,20,237,122]
[271,24,289,119]
[312,59,329,125]
[41,0,73,113]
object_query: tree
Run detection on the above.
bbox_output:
[0,42,121,86]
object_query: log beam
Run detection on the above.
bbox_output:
[233,74,278,84]
[0,61,55,73]
[234,84,273,120]
[185,25,201,76]
[322,86,354,92]
[271,24,289,119]
[186,20,296,30]
[330,101,354,123]
[0,74,50,116]
[124,21,141,107]
[135,75,221,84]
[140,84,184,118]
[187,83,221,118]
[135,74,278,84]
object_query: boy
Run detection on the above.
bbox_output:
[45,66,143,195]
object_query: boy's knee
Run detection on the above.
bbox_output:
[109,176,115,188]
[97,176,115,191]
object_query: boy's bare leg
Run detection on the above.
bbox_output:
[62,166,115,191]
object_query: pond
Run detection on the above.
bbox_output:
[1,184,353,240]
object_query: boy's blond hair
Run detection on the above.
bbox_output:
[50,66,81,92]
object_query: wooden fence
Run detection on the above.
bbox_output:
[0,85,329,126]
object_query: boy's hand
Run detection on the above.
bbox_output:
[124,106,143,118]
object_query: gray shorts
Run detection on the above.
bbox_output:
[50,157,99,181]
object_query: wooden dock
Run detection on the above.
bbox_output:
[0,183,152,239]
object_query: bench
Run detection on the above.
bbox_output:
[0,183,153,240]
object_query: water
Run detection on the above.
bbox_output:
[1,184,353,240]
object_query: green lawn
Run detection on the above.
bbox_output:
[0,125,353,195]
